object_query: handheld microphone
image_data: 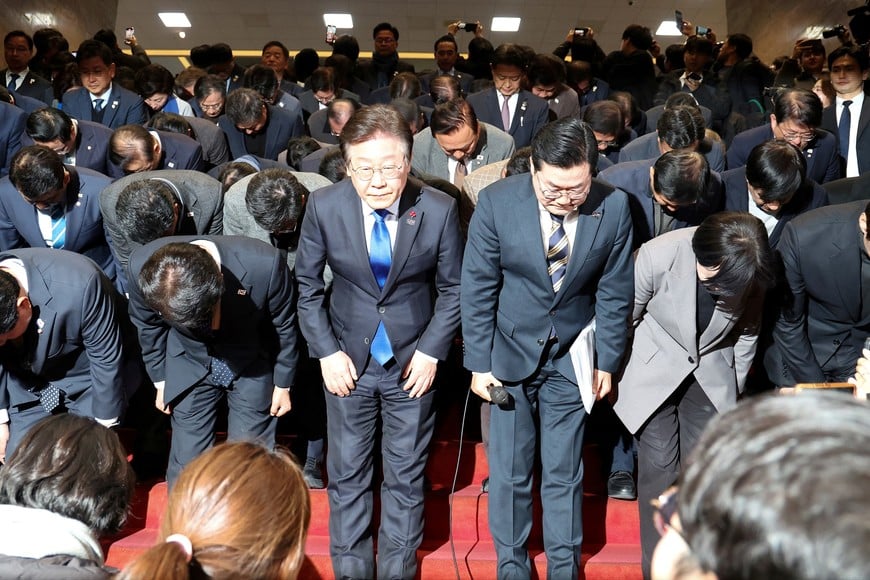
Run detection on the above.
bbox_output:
[487,384,511,407]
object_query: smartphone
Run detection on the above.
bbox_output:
[696,25,710,36]
[461,22,478,32]
[574,27,589,38]
[325,24,337,44]
[124,27,134,44]
[675,11,684,32]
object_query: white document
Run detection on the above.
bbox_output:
[569,317,597,412]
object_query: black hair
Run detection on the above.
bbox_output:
[389,72,421,100]
[691,212,775,297]
[116,180,178,244]
[505,146,533,177]
[293,49,321,82]
[319,147,348,183]
[622,25,653,52]
[225,88,265,126]
[429,74,462,104]
[430,97,478,136]
[745,140,806,203]
[390,98,423,133]
[773,88,822,126]
[727,33,754,60]
[138,243,224,334]
[332,35,360,62]
[372,22,399,41]
[433,34,458,53]
[531,116,598,172]
[26,107,74,143]
[92,28,118,50]
[286,136,322,170]
[582,100,623,136]
[194,74,226,101]
[4,30,33,51]
[208,43,234,65]
[664,92,700,110]
[308,68,336,94]
[527,53,567,87]
[109,124,156,174]
[134,64,175,99]
[657,105,706,150]
[0,414,135,535]
[653,151,711,205]
[147,112,193,138]
[243,65,280,103]
[189,44,212,69]
[245,168,308,233]
[0,269,21,334]
[262,41,289,60]
[828,44,870,72]
[9,146,65,202]
[684,35,714,56]
[218,161,258,194]
[491,43,529,70]
[75,39,113,66]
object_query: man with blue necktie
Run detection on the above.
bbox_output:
[296,104,462,579]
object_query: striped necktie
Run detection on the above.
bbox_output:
[547,214,569,292]
[50,205,66,249]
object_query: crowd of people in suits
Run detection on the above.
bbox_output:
[0,16,868,580]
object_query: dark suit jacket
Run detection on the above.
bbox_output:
[645,103,713,133]
[821,97,870,176]
[307,109,338,144]
[187,115,230,169]
[765,200,870,384]
[61,85,148,130]
[0,166,117,281]
[99,169,224,271]
[419,70,475,95]
[106,130,204,179]
[2,70,53,104]
[8,92,47,114]
[295,177,462,373]
[355,58,416,90]
[618,131,726,172]
[823,174,870,205]
[218,104,303,161]
[599,158,726,248]
[207,155,283,179]
[0,248,135,420]
[653,70,730,122]
[726,124,841,183]
[23,119,113,176]
[579,78,610,107]
[297,89,360,118]
[0,102,25,177]
[461,174,634,381]
[722,166,829,247]
[127,235,298,404]
[467,88,550,149]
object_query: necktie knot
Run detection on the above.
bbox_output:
[373,208,390,222]
[843,100,853,109]
[94,98,104,112]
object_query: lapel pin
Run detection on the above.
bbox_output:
[187,211,195,217]
[75,201,81,207]
[406,210,417,225]
[86,145,93,151]
[237,289,247,296]
[168,161,176,168]
[591,211,602,218]
[36,318,44,334]
[111,101,118,109]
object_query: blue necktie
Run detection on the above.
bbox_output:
[369,209,394,364]
[50,205,65,249]
[839,100,852,159]
[93,98,104,113]
[7,73,19,91]
[210,356,234,388]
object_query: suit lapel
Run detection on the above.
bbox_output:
[556,188,607,305]
[61,168,83,250]
[513,178,554,293]
[829,227,862,321]
[382,180,423,294]
[667,243,700,356]
[858,98,870,142]
[347,186,382,295]
[102,90,121,128]
[265,107,280,159]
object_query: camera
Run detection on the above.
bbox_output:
[457,21,478,32]
[574,27,590,39]
[822,24,847,38]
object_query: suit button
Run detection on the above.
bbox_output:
[364,337,370,345]
[537,339,545,345]
[833,339,841,346]
[688,356,695,364]
[549,311,556,316]
[378,307,385,314]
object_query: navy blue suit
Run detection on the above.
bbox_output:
[722,166,829,247]
[8,92,47,114]
[22,119,113,176]
[218,104,303,161]
[0,102,25,177]
[599,158,725,248]
[61,85,148,129]
[0,166,117,282]
[107,130,204,179]
[726,124,841,183]
[467,88,549,149]
[0,248,140,454]
[3,70,53,105]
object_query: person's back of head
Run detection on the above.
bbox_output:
[148,112,193,138]
[286,136,322,170]
[582,100,624,137]
[653,150,711,206]
[390,98,424,134]
[531,116,598,171]
[727,33,754,61]
[225,88,265,126]
[193,74,226,102]
[622,24,653,52]
[218,160,258,193]
[0,414,134,537]
[319,147,348,183]
[9,145,65,202]
[243,64,280,103]
[430,97,477,136]
[745,140,806,204]
[505,146,532,176]
[654,392,870,580]
[332,35,360,63]
[189,44,212,70]
[135,64,175,99]
[657,105,706,151]
[26,107,74,143]
[429,74,462,104]
[245,168,309,234]
[467,37,494,65]
[528,53,567,88]
[92,28,119,51]
[294,48,321,83]
[117,441,311,580]
[116,179,180,244]
[389,72,421,100]
[664,92,701,111]
[109,124,155,173]
[773,87,822,127]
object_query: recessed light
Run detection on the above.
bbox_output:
[158,12,191,28]
[656,20,682,36]
[323,14,354,29]
[491,17,521,32]
[179,31,186,39]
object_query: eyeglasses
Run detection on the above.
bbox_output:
[651,486,687,541]
[779,129,815,144]
[535,173,589,201]
[348,163,405,181]
[200,101,224,111]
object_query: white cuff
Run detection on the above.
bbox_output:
[95,416,119,428]
[154,381,165,391]
[0,409,8,424]
[414,350,439,364]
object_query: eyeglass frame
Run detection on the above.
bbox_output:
[533,171,590,202]
[347,159,407,181]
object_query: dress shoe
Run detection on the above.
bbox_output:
[607,470,636,500]
[303,457,325,489]
[481,476,489,494]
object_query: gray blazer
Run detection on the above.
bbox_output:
[613,228,763,433]
[411,122,515,182]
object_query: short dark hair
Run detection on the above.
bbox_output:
[727,33,754,60]
[657,105,706,150]
[433,34,458,52]
[505,146,533,176]
[866,201,870,241]
[218,161,258,194]
[194,74,226,101]
[745,140,806,203]
[326,98,359,124]
[429,74,462,104]
[527,53,566,87]
[773,88,822,127]
[582,101,623,136]
[308,67,336,93]
[225,88,265,126]
[4,30,33,51]
[531,116,598,172]
[75,39,113,66]
[116,180,179,244]
[262,40,289,60]
[139,243,223,334]
[319,147,348,183]
[9,146,65,202]
[294,48,321,81]
[828,44,870,71]
[653,151,711,205]
[26,107,74,143]
[491,43,529,70]
[286,137,322,170]
[243,64,279,102]
[245,168,308,233]
[468,37,494,62]
[389,72,421,100]
[0,414,134,535]
[390,98,423,132]
[332,35,360,62]
[430,97,478,136]
[0,269,21,334]
[372,22,399,41]
[684,35,714,56]
[622,24,653,51]
[92,28,118,50]
[189,44,212,69]
[134,64,174,99]
[679,392,870,580]
[147,112,193,138]
[340,104,413,163]
[208,43,234,65]
[109,124,156,173]
[692,212,775,297]
[664,92,700,111]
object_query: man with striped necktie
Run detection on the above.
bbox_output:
[462,116,635,578]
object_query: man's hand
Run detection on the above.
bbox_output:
[155,386,171,415]
[848,348,870,399]
[0,423,9,464]
[684,76,702,92]
[270,387,292,417]
[593,369,612,401]
[402,352,437,398]
[470,372,503,402]
[320,351,358,396]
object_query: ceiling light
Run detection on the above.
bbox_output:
[24,13,56,26]
[656,20,682,36]
[158,12,191,28]
[179,31,186,39]
[491,17,521,32]
[801,26,826,38]
[323,14,354,29]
